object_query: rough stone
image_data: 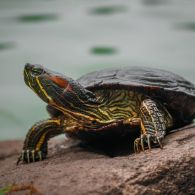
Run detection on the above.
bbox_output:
[0,124,194,195]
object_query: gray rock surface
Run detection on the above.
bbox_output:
[0,124,195,195]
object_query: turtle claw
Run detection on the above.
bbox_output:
[134,134,163,153]
[38,151,42,161]
[140,134,145,151]
[16,149,46,165]
[156,137,163,149]
[16,155,22,165]
[134,138,141,153]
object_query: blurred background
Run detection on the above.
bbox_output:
[0,0,195,140]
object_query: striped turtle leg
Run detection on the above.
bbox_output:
[17,118,63,164]
[134,99,168,152]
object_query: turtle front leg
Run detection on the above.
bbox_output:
[134,99,170,152]
[17,118,63,164]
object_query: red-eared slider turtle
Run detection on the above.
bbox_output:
[17,63,195,164]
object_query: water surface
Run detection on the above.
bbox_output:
[0,0,195,140]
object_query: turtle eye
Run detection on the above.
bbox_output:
[31,67,44,76]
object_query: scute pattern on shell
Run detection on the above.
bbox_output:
[77,67,195,123]
[78,67,195,95]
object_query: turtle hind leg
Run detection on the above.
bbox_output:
[134,99,172,152]
[17,118,63,164]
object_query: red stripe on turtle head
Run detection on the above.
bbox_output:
[48,75,72,91]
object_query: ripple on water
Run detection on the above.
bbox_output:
[175,22,195,31]
[90,47,117,55]
[16,13,58,23]
[0,42,15,51]
[89,5,127,15]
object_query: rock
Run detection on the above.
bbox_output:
[0,124,195,195]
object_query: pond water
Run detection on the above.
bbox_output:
[0,0,195,140]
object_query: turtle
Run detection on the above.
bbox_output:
[17,63,195,164]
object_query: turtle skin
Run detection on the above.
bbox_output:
[78,67,195,124]
[17,65,195,164]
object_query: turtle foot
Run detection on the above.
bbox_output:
[16,149,47,165]
[134,134,163,153]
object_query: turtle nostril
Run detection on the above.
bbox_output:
[25,63,33,70]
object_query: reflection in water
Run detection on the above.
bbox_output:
[91,47,117,55]
[0,0,195,140]
[89,5,127,15]
[175,22,195,31]
[17,14,58,22]
[0,42,15,51]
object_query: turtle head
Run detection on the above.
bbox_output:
[24,63,98,112]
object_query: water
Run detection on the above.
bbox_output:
[0,0,195,140]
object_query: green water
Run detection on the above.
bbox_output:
[0,0,195,140]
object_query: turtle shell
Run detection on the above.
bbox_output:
[77,67,195,123]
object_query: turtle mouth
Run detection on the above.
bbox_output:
[23,65,35,89]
